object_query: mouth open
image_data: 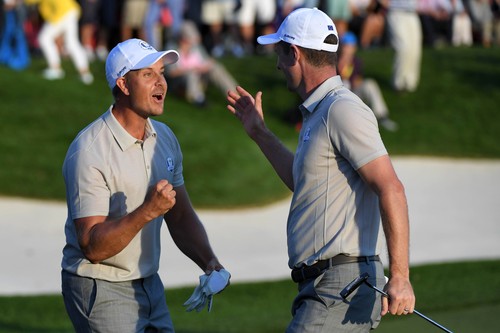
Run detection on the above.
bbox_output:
[153,93,164,102]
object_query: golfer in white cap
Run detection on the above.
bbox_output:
[61,39,227,332]
[227,8,415,332]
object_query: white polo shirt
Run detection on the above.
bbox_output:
[61,107,184,281]
[288,76,387,268]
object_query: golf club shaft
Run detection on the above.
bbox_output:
[368,283,454,333]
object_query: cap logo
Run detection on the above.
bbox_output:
[283,33,295,41]
[139,40,154,51]
[116,66,128,78]
[328,25,334,31]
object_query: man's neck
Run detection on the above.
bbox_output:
[112,105,148,140]
[300,66,338,101]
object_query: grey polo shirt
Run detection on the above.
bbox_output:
[61,107,184,281]
[288,76,387,268]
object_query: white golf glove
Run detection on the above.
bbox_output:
[183,269,231,312]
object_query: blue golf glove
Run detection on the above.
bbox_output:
[183,269,231,312]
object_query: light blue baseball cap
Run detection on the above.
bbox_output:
[105,39,179,89]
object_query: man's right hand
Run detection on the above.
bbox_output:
[226,86,266,140]
[144,179,176,219]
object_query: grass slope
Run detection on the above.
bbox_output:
[1,46,499,208]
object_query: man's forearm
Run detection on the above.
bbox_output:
[167,214,217,272]
[252,127,295,191]
[380,190,411,278]
[78,207,155,263]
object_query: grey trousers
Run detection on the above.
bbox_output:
[62,270,174,333]
[286,260,385,333]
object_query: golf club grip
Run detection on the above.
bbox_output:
[370,284,453,333]
[340,272,370,298]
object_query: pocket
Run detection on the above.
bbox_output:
[85,278,99,318]
[313,269,343,308]
[62,272,99,319]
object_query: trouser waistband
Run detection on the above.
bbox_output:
[291,254,380,283]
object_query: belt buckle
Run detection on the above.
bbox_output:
[299,265,322,282]
[305,265,322,277]
[292,260,329,283]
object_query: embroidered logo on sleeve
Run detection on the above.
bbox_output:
[167,158,175,172]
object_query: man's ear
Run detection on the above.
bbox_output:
[290,44,301,63]
[116,77,130,96]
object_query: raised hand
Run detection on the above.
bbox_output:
[227,86,266,139]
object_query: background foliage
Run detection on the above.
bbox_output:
[1,47,499,208]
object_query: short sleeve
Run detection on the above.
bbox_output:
[328,98,387,170]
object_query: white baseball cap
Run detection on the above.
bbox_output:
[105,39,179,89]
[257,7,338,52]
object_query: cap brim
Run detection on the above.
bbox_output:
[131,50,179,70]
[257,33,281,45]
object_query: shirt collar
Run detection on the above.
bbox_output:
[103,106,158,151]
[299,75,343,115]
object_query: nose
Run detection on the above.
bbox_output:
[155,72,166,86]
[158,73,168,92]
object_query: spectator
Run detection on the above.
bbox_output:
[468,0,495,47]
[236,0,277,55]
[121,0,149,41]
[382,0,422,92]
[144,0,185,50]
[493,0,500,46]
[201,0,242,57]
[22,2,42,53]
[165,0,186,46]
[79,0,118,62]
[349,0,388,49]
[184,0,202,25]
[144,0,169,49]
[324,0,352,36]
[451,0,473,46]
[0,0,30,70]
[339,31,398,131]
[25,0,93,84]
[417,0,453,47]
[1,0,4,36]
[166,20,238,106]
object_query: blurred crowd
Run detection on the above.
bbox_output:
[1,1,499,103]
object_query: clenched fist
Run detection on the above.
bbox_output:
[143,179,177,219]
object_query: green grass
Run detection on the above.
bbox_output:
[357,47,500,158]
[1,46,499,208]
[1,47,499,332]
[0,260,499,332]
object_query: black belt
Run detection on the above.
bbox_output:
[291,254,380,283]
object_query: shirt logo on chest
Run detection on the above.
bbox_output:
[166,158,174,172]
